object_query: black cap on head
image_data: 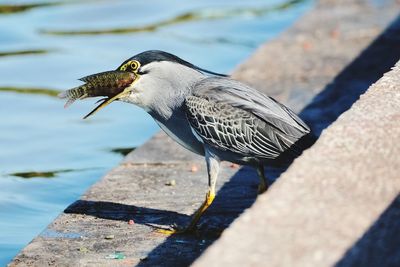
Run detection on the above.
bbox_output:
[118,50,228,77]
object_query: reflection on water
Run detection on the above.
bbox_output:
[166,32,258,48]
[42,0,305,36]
[9,167,99,179]
[0,49,50,57]
[0,87,59,97]
[0,2,61,14]
[10,169,73,179]
[0,0,312,264]
[0,0,96,15]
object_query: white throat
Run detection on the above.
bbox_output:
[132,61,205,119]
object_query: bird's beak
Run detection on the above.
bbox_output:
[59,70,137,119]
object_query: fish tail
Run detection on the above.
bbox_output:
[58,86,88,108]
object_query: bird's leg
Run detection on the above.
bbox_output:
[184,153,219,232]
[156,151,219,235]
[256,164,269,194]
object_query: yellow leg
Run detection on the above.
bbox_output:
[157,150,219,235]
[156,190,216,235]
[186,190,215,231]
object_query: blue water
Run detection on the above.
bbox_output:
[0,0,312,264]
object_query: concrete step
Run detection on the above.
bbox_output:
[9,0,400,266]
[194,57,400,267]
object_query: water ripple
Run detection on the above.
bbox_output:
[41,0,305,36]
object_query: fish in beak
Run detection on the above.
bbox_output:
[59,70,137,119]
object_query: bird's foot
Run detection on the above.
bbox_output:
[153,192,215,236]
[155,228,178,235]
[154,224,197,236]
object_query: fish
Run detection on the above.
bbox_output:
[58,70,136,119]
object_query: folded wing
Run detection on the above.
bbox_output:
[184,77,310,159]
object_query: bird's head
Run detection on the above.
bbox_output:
[59,50,226,119]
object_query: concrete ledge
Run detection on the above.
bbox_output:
[9,0,400,266]
[193,60,400,267]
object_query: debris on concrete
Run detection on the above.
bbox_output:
[229,163,239,169]
[105,252,126,260]
[165,179,176,186]
[78,247,89,253]
[190,165,199,172]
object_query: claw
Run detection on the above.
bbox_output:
[153,224,197,236]
[155,228,178,235]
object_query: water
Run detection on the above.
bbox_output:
[0,0,312,264]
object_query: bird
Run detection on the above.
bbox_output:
[60,50,313,234]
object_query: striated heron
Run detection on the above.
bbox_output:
[60,50,312,233]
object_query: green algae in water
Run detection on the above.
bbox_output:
[10,170,73,179]
[0,87,60,97]
[41,0,306,36]
[0,2,60,14]
[0,0,96,15]
[0,49,50,57]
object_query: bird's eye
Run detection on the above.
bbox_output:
[129,60,139,71]
[119,60,140,73]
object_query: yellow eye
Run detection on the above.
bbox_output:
[119,60,140,72]
[129,60,139,71]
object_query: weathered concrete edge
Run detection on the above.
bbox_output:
[193,63,400,267]
[9,0,400,265]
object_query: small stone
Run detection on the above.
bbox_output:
[165,179,176,186]
[230,163,240,169]
[302,41,312,51]
[105,235,115,240]
[190,165,199,172]
[330,28,340,39]
[128,219,135,225]
[78,247,89,253]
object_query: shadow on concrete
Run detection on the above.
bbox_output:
[334,195,400,267]
[65,14,400,267]
[299,14,400,136]
[64,200,190,226]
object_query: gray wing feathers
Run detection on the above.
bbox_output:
[185,96,282,158]
[184,77,310,159]
[193,78,310,136]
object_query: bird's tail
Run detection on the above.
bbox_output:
[274,132,317,166]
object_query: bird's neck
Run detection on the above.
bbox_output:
[147,89,189,121]
[147,71,204,120]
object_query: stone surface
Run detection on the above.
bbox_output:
[9,0,400,266]
[193,60,400,267]
[233,0,399,115]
